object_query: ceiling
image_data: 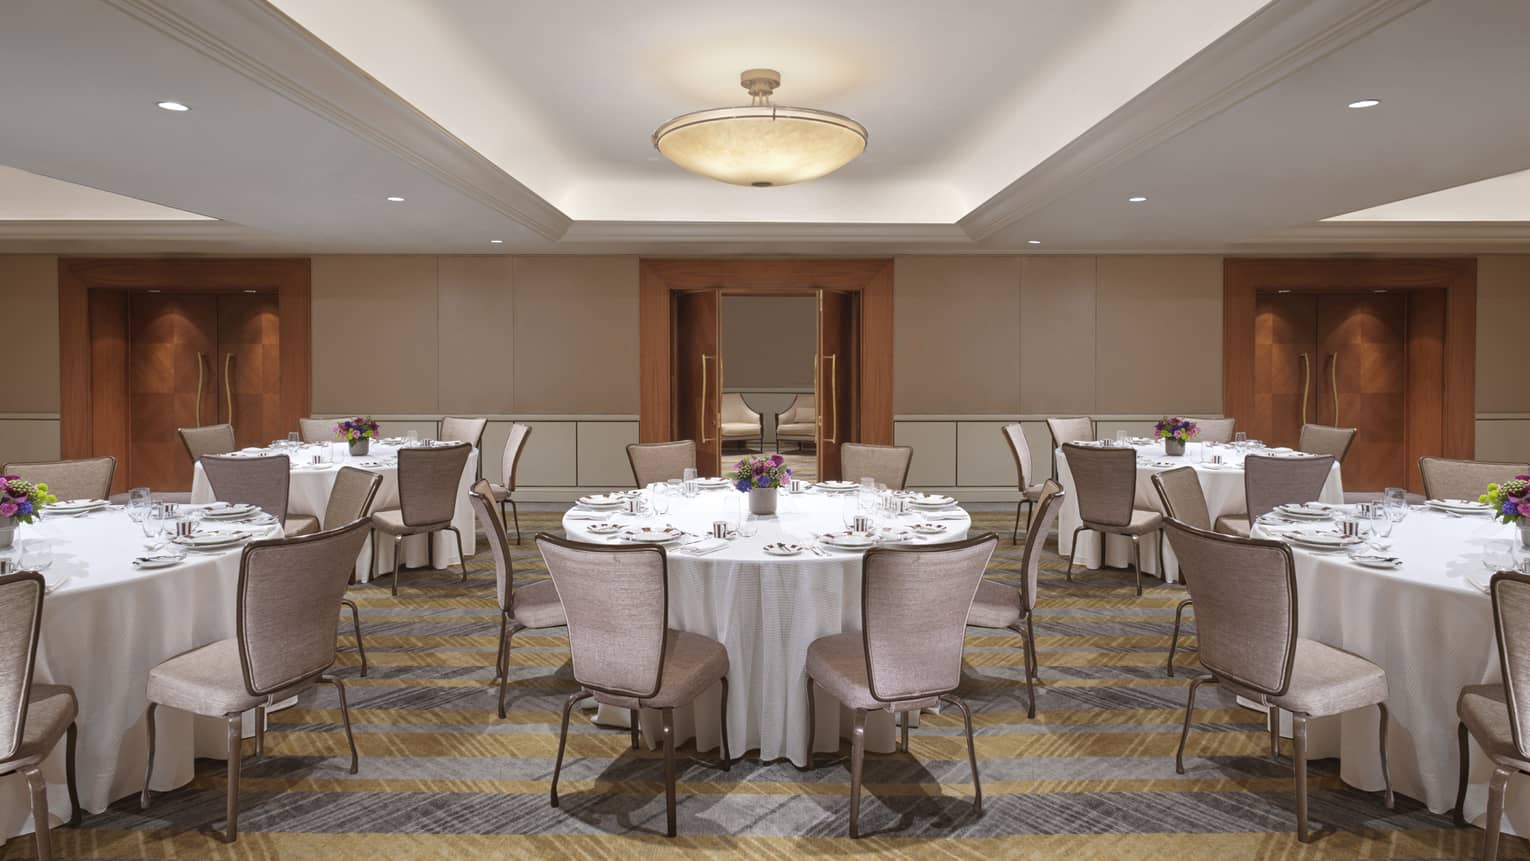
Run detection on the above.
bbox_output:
[0,0,1526,255]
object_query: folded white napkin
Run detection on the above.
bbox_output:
[566,510,613,521]
[682,537,729,556]
[923,510,968,521]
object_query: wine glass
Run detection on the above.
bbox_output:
[1384,486,1409,528]
[127,487,151,523]
[1234,431,1248,450]
[18,540,53,573]
[1483,539,1517,573]
[651,483,671,516]
[141,502,164,541]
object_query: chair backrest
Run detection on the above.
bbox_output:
[537,535,668,700]
[1244,454,1334,521]
[861,534,998,703]
[1491,571,1530,759]
[441,417,488,449]
[1162,520,1297,697]
[501,423,533,491]
[840,443,914,490]
[1419,457,1530,501]
[322,466,382,528]
[1019,481,1064,611]
[1046,416,1095,449]
[781,394,815,423]
[298,417,334,443]
[470,479,514,611]
[236,519,371,696]
[397,443,471,527]
[1151,466,1212,531]
[178,424,236,463]
[0,572,45,763]
[202,454,291,523]
[721,393,758,424]
[1062,443,1136,527]
[1299,424,1357,462]
[0,457,116,500]
[626,441,696,487]
[1002,423,1033,490]
[1187,417,1236,444]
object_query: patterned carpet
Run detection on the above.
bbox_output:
[4,508,1510,860]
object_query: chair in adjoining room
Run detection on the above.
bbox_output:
[177,424,236,464]
[536,535,730,838]
[775,394,816,452]
[1001,423,1046,540]
[806,534,998,837]
[626,440,697,486]
[298,417,335,443]
[840,443,913,490]
[1298,423,1357,462]
[139,520,371,844]
[1,456,116,501]
[200,454,291,526]
[720,393,763,451]
[369,443,472,595]
[1151,466,1214,677]
[1420,457,1530,502]
[1185,417,1236,444]
[1061,443,1163,597]
[0,571,81,861]
[441,416,489,480]
[1214,453,1336,538]
[486,422,533,543]
[283,466,384,676]
[1166,519,1392,843]
[1046,416,1095,476]
[967,483,1062,718]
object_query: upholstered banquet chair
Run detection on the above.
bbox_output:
[720,393,763,450]
[487,422,532,543]
[284,466,383,675]
[626,440,696,486]
[1151,467,1214,678]
[1002,423,1046,540]
[1046,416,1095,476]
[1,456,115,501]
[1214,454,1337,537]
[967,483,1061,718]
[1455,570,1530,860]
[807,534,998,837]
[441,416,488,481]
[140,519,370,844]
[177,423,236,464]
[370,443,471,595]
[470,481,566,718]
[0,572,80,861]
[298,417,335,443]
[775,394,816,451]
[1299,423,1357,462]
[840,443,913,490]
[1421,457,1530,502]
[536,535,730,838]
[1062,443,1163,597]
[1165,520,1392,843]
[201,454,290,526]
[1186,417,1236,444]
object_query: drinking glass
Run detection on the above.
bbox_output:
[651,483,671,516]
[1384,487,1409,527]
[287,432,300,446]
[1369,502,1394,541]
[666,479,684,500]
[860,476,876,492]
[141,503,164,540]
[683,467,699,498]
[1234,431,1248,449]
[1483,539,1517,573]
[127,487,151,523]
[738,513,760,538]
[1115,430,1128,447]
[405,429,419,447]
[18,540,53,573]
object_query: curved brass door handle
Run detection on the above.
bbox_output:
[223,352,235,430]
[699,353,713,444]
[194,352,207,426]
[1298,353,1309,426]
[823,353,839,444]
[1328,352,1339,425]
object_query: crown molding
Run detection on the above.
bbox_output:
[1238,221,1530,250]
[958,0,1429,241]
[561,220,972,245]
[0,220,268,240]
[101,0,571,241]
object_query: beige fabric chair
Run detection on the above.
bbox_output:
[1151,467,1215,678]
[720,393,763,449]
[140,520,371,844]
[369,443,471,596]
[1165,520,1392,843]
[1186,417,1236,444]
[1061,443,1164,597]
[201,454,290,525]
[1047,416,1095,476]
[297,417,335,443]
[1421,457,1530,502]
[470,481,566,719]
[0,572,80,861]
[284,467,383,675]
[536,535,730,838]
[840,443,913,490]
[967,483,1062,718]
[442,417,488,481]
[487,423,532,543]
[776,394,816,451]
[1,457,115,501]
[807,534,997,838]
[177,424,236,464]
[1214,454,1337,537]
[1299,424,1357,462]
[1002,423,1046,540]
[626,441,696,487]
[1455,571,1530,860]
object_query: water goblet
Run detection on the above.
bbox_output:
[651,483,671,516]
[287,431,300,446]
[141,503,164,541]
[18,540,53,573]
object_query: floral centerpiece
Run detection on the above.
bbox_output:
[731,454,792,515]
[1480,476,1530,548]
[336,416,380,456]
[1154,417,1200,456]
[0,475,58,548]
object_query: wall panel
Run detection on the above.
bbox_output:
[1476,255,1530,413]
[892,256,1021,415]
[577,421,641,486]
[437,256,514,414]
[1019,256,1097,414]
[311,256,438,414]
[0,256,60,413]
[1095,256,1223,414]
[893,421,956,487]
[512,256,639,414]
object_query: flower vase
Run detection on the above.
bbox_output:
[349,438,370,457]
[749,487,778,516]
[0,516,14,549]
[1164,438,1186,457]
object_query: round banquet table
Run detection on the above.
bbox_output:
[560,486,972,767]
[190,441,477,582]
[0,508,281,843]
[1058,440,1344,582]
[1250,508,1530,835]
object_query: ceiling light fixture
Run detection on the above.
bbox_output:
[652,69,867,187]
[156,101,189,112]
[386,196,405,202]
[1128,196,1148,203]
[1347,98,1381,109]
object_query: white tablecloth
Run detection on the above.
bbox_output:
[1250,509,1529,832]
[190,442,477,582]
[561,487,971,767]
[1058,441,1344,582]
[0,510,280,842]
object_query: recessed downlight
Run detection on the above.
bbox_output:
[1277,289,1292,294]
[1027,240,1041,245]
[1348,98,1381,109]
[386,196,405,202]
[1127,196,1147,203]
[243,289,257,294]
[490,239,504,244]
[156,101,189,112]
[1373,288,1388,293]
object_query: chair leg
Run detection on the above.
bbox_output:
[343,598,368,677]
[550,690,591,808]
[1128,534,1144,597]
[322,676,360,774]
[1167,599,1193,678]
[1015,621,1037,719]
[1294,714,1312,843]
[946,694,983,816]
[898,710,909,753]
[1175,675,1216,774]
[509,499,522,545]
[140,702,158,810]
[368,527,378,583]
[1485,765,1512,861]
[1377,701,1395,810]
[1268,706,1281,763]
[64,721,80,827]
[1013,501,1025,542]
[498,622,524,720]
[447,526,468,581]
[1065,525,1088,580]
[214,713,242,843]
[254,704,266,761]
[801,676,818,772]
[22,766,51,861]
[630,708,641,751]
[661,707,677,838]
[389,535,403,597]
[719,677,732,770]
[849,709,867,839]
[1455,722,1471,828]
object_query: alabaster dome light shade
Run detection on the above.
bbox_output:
[652,69,868,187]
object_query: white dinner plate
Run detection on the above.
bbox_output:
[819,530,877,550]
[132,554,187,569]
[586,522,621,535]
[816,481,859,492]
[877,527,916,544]
[763,542,805,556]
[47,498,109,513]
[1287,530,1362,549]
[172,534,247,550]
[1347,552,1403,569]
[908,494,956,508]
[577,494,626,508]
[620,525,686,544]
[1427,498,1494,514]
[694,477,732,488]
[1275,503,1332,519]
[203,504,259,520]
[912,522,950,535]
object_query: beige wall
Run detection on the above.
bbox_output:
[1474,255,1530,463]
[0,255,62,463]
[721,295,817,390]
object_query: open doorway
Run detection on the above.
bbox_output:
[720,295,819,480]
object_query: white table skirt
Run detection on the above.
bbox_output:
[1058,441,1344,582]
[561,487,971,767]
[1250,510,1528,833]
[190,443,477,582]
[0,511,279,842]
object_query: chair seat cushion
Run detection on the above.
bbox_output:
[721,422,760,437]
[1214,514,1251,537]
[370,508,448,536]
[1230,639,1387,717]
[592,630,729,711]
[1458,684,1530,770]
[0,684,77,770]
[805,633,940,712]
[966,579,1022,629]
[147,639,305,716]
[1085,508,1163,536]
[284,514,320,537]
[777,422,815,438]
[509,579,566,629]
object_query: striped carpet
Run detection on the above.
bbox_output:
[6,508,1506,860]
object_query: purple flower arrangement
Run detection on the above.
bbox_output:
[730,454,792,492]
[335,417,380,442]
[1480,477,1530,525]
[0,475,58,524]
[1154,417,1200,443]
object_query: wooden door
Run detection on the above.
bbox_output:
[1315,293,1408,491]
[126,293,219,490]
[1252,292,1318,449]
[216,293,282,449]
[817,289,860,482]
[672,290,721,474]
